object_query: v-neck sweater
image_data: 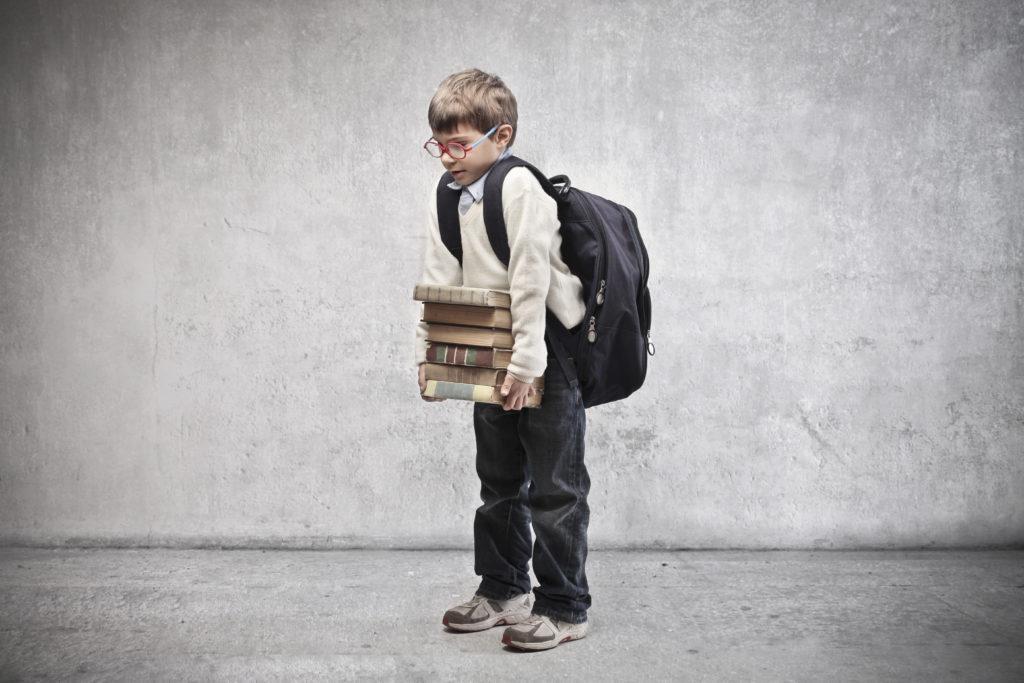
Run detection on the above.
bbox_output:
[414,165,587,384]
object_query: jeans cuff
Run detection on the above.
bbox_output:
[531,601,588,624]
[477,576,530,601]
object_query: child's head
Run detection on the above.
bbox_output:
[425,68,518,186]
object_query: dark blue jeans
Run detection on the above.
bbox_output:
[471,352,592,624]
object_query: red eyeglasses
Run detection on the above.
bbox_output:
[423,124,500,159]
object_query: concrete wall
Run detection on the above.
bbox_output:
[1,0,1021,549]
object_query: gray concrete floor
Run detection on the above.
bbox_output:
[0,548,1022,681]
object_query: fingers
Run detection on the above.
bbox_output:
[502,387,526,411]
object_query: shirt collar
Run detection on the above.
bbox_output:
[447,147,514,201]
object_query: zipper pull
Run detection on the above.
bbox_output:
[595,279,606,305]
[646,329,655,356]
[587,315,597,343]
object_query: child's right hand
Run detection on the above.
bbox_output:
[418,363,446,401]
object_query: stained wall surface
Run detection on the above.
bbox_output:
[1,0,1021,548]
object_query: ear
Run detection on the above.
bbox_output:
[495,123,514,148]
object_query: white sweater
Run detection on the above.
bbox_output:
[414,166,587,383]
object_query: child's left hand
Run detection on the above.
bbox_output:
[500,372,536,411]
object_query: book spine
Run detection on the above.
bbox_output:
[422,303,512,330]
[426,322,513,345]
[413,284,485,305]
[414,284,508,308]
[424,380,494,402]
[427,343,496,367]
[425,363,499,385]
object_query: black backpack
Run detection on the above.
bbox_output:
[435,154,654,409]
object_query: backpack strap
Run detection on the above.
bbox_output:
[481,155,560,266]
[436,171,463,265]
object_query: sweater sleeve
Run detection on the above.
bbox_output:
[414,191,462,368]
[503,169,559,384]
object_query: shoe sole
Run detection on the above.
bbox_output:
[501,629,587,651]
[442,609,532,632]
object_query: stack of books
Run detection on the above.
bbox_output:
[414,283,544,408]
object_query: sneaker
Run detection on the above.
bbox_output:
[442,592,533,632]
[501,613,589,650]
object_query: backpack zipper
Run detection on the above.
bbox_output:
[575,192,608,364]
[619,205,653,354]
[589,278,606,342]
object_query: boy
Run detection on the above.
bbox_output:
[413,68,592,650]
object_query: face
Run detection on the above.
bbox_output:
[430,121,513,186]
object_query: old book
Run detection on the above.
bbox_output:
[426,323,514,349]
[413,283,511,309]
[423,379,543,408]
[426,342,513,369]
[423,362,544,391]
[422,302,512,330]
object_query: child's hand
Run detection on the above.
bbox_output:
[500,372,536,411]
[418,363,446,402]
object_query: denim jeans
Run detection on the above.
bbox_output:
[471,351,592,624]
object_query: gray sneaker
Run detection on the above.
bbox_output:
[501,613,589,650]
[442,592,533,632]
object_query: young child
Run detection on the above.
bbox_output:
[413,68,592,650]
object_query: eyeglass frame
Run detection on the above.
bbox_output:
[423,124,501,159]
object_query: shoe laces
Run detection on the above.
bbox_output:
[521,613,556,627]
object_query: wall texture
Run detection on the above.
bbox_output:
[1,0,1021,549]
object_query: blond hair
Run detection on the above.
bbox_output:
[428,68,518,147]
